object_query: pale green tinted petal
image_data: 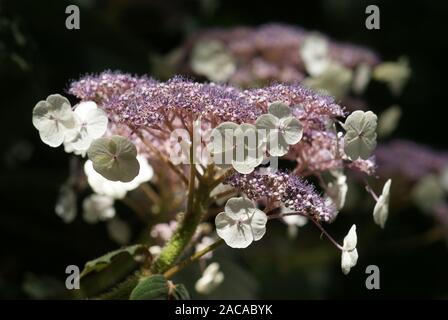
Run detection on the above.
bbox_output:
[210,150,233,167]
[231,158,256,174]
[341,250,353,275]
[38,121,66,147]
[352,63,371,95]
[210,122,238,153]
[87,136,140,182]
[32,96,75,147]
[249,209,267,241]
[373,57,411,96]
[86,108,108,138]
[378,105,401,138]
[69,127,93,151]
[216,212,254,249]
[32,101,52,130]
[412,175,444,212]
[299,34,330,77]
[224,197,254,219]
[343,111,377,160]
[74,101,97,119]
[267,131,289,157]
[268,102,291,119]
[373,195,388,229]
[281,117,303,145]
[255,114,278,134]
[47,94,75,128]
[344,132,377,160]
[303,62,353,100]
[191,40,236,83]
[343,224,357,251]
[46,94,70,110]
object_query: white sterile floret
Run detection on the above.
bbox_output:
[87,135,140,182]
[215,197,268,249]
[373,179,392,229]
[378,105,402,138]
[210,122,264,174]
[412,175,445,212]
[373,57,411,96]
[55,183,77,223]
[195,262,225,295]
[84,155,153,199]
[64,101,108,152]
[343,110,377,160]
[352,63,372,95]
[82,194,116,224]
[341,224,358,275]
[191,40,236,83]
[32,94,76,147]
[281,206,308,238]
[210,183,235,206]
[299,34,330,77]
[255,102,303,157]
[303,62,353,100]
[195,236,215,260]
[327,171,348,210]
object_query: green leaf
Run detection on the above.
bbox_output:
[130,275,169,300]
[80,244,148,278]
[171,283,191,300]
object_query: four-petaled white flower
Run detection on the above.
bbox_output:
[65,101,108,152]
[32,94,76,147]
[255,102,303,157]
[343,110,377,160]
[191,40,236,83]
[299,34,330,77]
[87,135,140,182]
[84,155,153,199]
[373,179,392,228]
[210,122,264,174]
[341,224,358,275]
[215,197,267,248]
[82,194,116,224]
[195,262,225,295]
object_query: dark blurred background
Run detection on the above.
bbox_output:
[0,0,447,299]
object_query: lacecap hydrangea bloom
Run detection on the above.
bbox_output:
[32,69,391,300]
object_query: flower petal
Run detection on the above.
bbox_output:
[249,208,267,241]
[281,117,303,145]
[267,131,289,157]
[343,224,357,251]
[224,197,254,220]
[87,136,140,182]
[255,114,278,134]
[373,179,391,228]
[268,102,292,120]
[215,212,254,248]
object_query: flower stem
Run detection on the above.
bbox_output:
[150,168,211,274]
[163,239,224,279]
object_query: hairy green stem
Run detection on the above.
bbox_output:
[163,239,224,279]
[151,139,212,274]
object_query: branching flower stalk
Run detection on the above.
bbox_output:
[32,71,392,299]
